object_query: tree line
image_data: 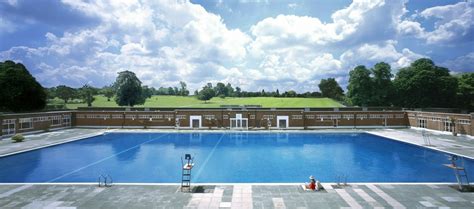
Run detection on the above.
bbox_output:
[46,71,172,107]
[346,58,473,110]
[1,58,473,112]
[194,82,325,102]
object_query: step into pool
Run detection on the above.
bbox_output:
[0,132,472,183]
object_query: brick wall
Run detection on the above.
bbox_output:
[1,111,72,137]
[407,111,473,135]
[1,108,472,137]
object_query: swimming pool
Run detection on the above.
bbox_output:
[0,132,472,183]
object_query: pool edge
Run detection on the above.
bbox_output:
[366,131,474,160]
[0,131,106,158]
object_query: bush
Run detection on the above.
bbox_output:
[11,134,25,143]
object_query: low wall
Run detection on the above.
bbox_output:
[1,108,472,137]
[0,111,72,138]
[72,109,409,130]
[407,111,473,136]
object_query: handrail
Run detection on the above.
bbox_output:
[98,174,113,187]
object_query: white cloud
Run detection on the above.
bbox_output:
[120,43,150,55]
[0,46,46,59]
[288,3,298,9]
[397,1,474,44]
[249,0,398,53]
[35,63,103,87]
[1,0,447,92]
[421,1,473,44]
[397,20,424,36]
[1,0,250,91]
[340,41,425,69]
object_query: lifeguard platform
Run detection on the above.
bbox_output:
[181,154,194,192]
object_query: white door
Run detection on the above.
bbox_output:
[418,119,427,128]
[276,116,289,129]
[190,116,202,128]
[444,121,453,132]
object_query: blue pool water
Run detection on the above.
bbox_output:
[0,132,472,183]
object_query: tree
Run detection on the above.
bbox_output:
[46,87,57,100]
[149,87,157,95]
[174,87,179,96]
[371,62,394,106]
[142,85,153,99]
[113,71,146,107]
[100,85,115,101]
[225,83,234,97]
[347,65,373,106]
[318,78,344,101]
[393,58,458,108]
[286,90,297,97]
[214,82,226,97]
[456,73,474,111]
[168,87,175,95]
[79,84,97,107]
[311,91,322,97]
[179,81,189,96]
[0,60,46,112]
[56,85,76,103]
[197,85,215,102]
[235,87,241,97]
[157,87,169,95]
[275,89,280,97]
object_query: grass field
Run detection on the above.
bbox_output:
[49,95,344,109]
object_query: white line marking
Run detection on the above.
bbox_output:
[354,188,376,202]
[47,133,170,183]
[422,196,446,207]
[367,184,405,209]
[0,185,32,198]
[335,189,362,209]
[193,133,226,181]
[419,201,435,207]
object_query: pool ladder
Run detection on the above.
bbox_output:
[444,155,470,190]
[422,130,433,146]
[336,174,348,187]
[98,174,113,187]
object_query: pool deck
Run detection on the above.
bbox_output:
[1,184,474,209]
[1,128,474,208]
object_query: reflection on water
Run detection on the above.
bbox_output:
[0,132,472,183]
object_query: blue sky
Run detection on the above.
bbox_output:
[0,0,473,92]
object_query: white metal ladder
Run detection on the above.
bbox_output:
[444,155,470,190]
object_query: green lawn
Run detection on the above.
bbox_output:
[49,95,343,109]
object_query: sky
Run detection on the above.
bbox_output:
[0,0,473,93]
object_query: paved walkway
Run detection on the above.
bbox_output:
[0,129,105,156]
[0,184,474,208]
[368,128,474,158]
